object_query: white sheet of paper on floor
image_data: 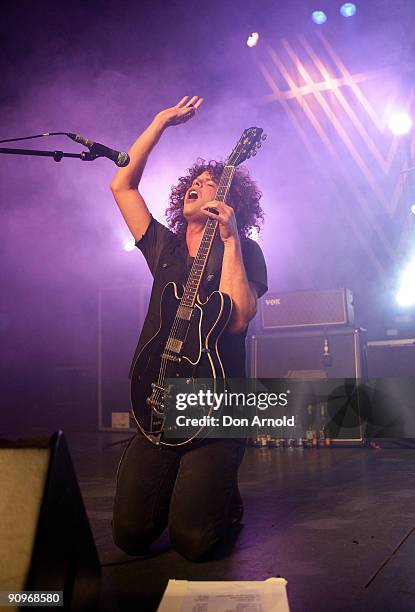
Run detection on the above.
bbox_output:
[156,577,290,612]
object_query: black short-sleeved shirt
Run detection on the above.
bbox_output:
[130,217,268,377]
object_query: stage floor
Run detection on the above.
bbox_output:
[65,432,415,611]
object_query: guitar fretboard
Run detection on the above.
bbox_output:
[180,165,235,308]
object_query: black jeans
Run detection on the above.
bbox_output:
[112,433,246,561]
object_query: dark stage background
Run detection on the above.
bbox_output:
[1,0,415,432]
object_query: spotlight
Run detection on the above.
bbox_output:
[312,10,327,24]
[247,32,259,48]
[411,204,415,215]
[396,287,415,307]
[340,3,357,17]
[388,112,413,136]
[123,237,136,252]
[396,258,415,306]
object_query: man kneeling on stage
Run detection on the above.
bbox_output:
[110,96,267,561]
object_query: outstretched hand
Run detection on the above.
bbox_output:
[154,96,204,128]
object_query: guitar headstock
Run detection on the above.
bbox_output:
[227,127,267,166]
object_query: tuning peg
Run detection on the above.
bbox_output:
[255,142,261,149]
[251,151,257,157]
[261,133,267,141]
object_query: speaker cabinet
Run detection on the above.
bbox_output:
[0,432,100,610]
[367,339,415,377]
[98,284,150,430]
[365,340,415,440]
[248,328,366,379]
[247,329,367,442]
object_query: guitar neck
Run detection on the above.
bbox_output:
[180,165,236,308]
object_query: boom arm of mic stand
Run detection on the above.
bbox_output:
[0,147,99,162]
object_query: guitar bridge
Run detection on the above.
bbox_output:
[151,382,167,393]
[161,352,181,362]
[146,395,165,415]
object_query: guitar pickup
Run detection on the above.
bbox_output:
[166,337,183,354]
[177,305,193,321]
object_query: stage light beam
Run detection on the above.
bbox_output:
[388,112,413,136]
[312,11,327,25]
[396,258,415,307]
[123,237,136,252]
[340,3,357,18]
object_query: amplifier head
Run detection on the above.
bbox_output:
[261,288,354,330]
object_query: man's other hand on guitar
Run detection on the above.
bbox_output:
[200,200,239,243]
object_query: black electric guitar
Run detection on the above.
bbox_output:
[130,127,266,445]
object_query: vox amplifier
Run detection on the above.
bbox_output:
[261,288,354,330]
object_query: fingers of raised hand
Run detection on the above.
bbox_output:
[187,95,199,107]
[176,95,204,109]
[188,95,204,109]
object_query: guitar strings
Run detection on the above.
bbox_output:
[153,215,220,410]
[157,166,233,376]
[155,167,233,392]
[153,167,234,417]
[152,220,218,420]
[158,166,232,359]
[151,166,235,424]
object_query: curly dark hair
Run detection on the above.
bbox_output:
[166,159,264,238]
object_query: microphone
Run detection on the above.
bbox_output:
[66,133,130,167]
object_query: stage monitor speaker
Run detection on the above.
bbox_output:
[0,431,100,610]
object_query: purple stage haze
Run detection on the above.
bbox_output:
[0,0,414,432]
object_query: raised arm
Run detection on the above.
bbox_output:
[110,96,204,241]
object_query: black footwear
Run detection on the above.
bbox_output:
[228,486,244,526]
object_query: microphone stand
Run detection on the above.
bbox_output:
[0,147,98,162]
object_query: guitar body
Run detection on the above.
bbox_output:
[130,282,232,445]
